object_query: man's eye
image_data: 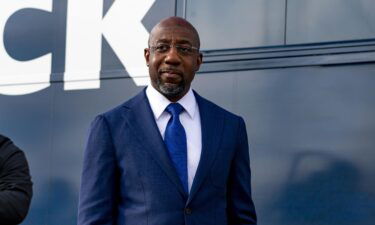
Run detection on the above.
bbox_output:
[177,46,192,53]
[156,44,169,52]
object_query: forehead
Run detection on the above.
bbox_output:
[149,26,198,45]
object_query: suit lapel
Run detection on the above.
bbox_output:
[187,93,224,204]
[123,89,188,199]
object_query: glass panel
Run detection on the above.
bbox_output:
[47,79,143,224]
[287,0,375,44]
[186,0,285,50]
[0,86,54,225]
[235,65,375,224]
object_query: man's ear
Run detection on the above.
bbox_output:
[144,48,150,66]
[195,52,203,71]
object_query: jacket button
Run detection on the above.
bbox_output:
[184,208,192,215]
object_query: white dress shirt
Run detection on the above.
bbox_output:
[146,85,202,192]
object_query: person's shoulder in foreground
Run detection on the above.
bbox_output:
[0,134,33,224]
[78,16,256,225]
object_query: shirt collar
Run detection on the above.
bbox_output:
[146,85,196,119]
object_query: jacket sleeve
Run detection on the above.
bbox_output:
[77,116,118,225]
[227,117,257,225]
[0,136,33,224]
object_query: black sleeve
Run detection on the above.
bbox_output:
[0,135,33,224]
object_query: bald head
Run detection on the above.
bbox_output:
[148,17,200,48]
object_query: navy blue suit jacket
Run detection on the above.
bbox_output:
[78,89,256,225]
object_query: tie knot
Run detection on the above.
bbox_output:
[166,103,184,116]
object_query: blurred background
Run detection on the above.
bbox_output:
[1,0,375,224]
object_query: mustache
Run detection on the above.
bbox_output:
[158,67,183,75]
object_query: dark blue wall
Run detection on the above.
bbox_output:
[1,0,375,224]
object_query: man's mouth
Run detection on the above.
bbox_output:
[159,69,183,83]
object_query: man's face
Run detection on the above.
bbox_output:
[144,25,202,102]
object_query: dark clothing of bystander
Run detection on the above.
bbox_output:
[0,135,32,224]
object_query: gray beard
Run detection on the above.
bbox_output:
[157,79,185,99]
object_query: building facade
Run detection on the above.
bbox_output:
[1,0,375,224]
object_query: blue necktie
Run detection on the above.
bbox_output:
[164,103,188,194]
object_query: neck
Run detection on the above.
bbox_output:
[164,90,187,102]
[166,96,182,103]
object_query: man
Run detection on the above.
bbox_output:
[78,17,256,225]
[0,134,33,224]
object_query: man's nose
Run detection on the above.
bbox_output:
[164,46,181,65]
